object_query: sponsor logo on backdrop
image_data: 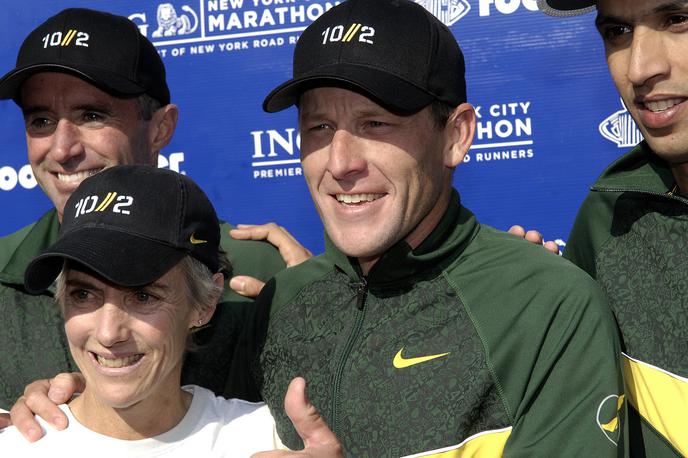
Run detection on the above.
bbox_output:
[251,128,303,180]
[0,153,185,192]
[417,0,470,25]
[249,100,536,180]
[128,0,470,58]
[465,100,535,164]
[478,0,538,16]
[599,99,643,148]
[152,3,200,37]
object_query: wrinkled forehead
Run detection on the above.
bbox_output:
[297,85,416,121]
[19,71,123,109]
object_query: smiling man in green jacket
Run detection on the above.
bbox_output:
[538,1,688,456]
[246,0,626,455]
[0,8,287,413]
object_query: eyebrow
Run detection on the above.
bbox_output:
[65,276,172,294]
[596,0,688,27]
[22,102,115,118]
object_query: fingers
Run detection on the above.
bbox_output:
[229,275,266,298]
[10,372,84,441]
[0,412,11,429]
[251,378,343,458]
[508,225,526,237]
[10,396,44,442]
[284,377,341,453]
[230,223,313,267]
[509,225,560,254]
[543,240,561,255]
[47,372,84,404]
[523,230,544,245]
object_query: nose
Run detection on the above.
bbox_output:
[49,119,85,164]
[94,301,130,347]
[627,27,670,88]
[326,129,366,180]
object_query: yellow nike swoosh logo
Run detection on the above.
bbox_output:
[189,233,208,244]
[393,347,450,369]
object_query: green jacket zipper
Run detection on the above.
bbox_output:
[592,186,688,205]
[331,277,368,436]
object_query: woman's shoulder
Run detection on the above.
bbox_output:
[183,384,272,425]
[182,384,281,453]
[0,404,74,454]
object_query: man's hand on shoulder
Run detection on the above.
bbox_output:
[10,372,84,442]
[0,411,10,429]
[230,223,313,298]
[508,225,560,255]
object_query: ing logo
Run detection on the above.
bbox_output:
[416,0,471,26]
[599,99,644,148]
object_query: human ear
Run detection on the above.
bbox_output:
[189,272,223,328]
[443,103,476,168]
[148,104,179,160]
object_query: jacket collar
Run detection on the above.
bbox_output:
[592,141,676,195]
[0,209,59,287]
[324,189,479,287]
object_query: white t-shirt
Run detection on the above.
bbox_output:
[0,385,282,457]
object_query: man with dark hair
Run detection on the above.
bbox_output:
[537,1,688,456]
[0,8,288,419]
[248,0,625,455]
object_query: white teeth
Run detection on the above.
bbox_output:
[645,98,683,113]
[57,168,102,183]
[336,193,384,204]
[96,354,143,368]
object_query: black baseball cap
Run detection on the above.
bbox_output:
[0,8,170,104]
[537,0,596,16]
[263,0,466,114]
[24,166,219,294]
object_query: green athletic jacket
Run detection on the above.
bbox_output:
[564,142,688,458]
[0,209,286,409]
[256,190,624,457]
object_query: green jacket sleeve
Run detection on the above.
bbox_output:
[500,282,625,457]
[563,191,618,279]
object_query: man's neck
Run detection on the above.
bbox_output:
[671,162,688,196]
[357,188,453,276]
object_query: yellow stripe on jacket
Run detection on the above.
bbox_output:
[622,353,688,456]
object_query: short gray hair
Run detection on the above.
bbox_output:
[136,94,164,121]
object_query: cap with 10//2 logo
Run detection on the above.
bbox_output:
[24,165,220,294]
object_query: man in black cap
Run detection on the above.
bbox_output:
[0,7,291,419]
[245,0,625,455]
[536,1,688,456]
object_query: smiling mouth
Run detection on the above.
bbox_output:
[336,193,384,204]
[95,353,144,368]
[57,168,103,183]
[644,98,685,113]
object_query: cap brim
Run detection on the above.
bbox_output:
[263,63,434,114]
[24,227,186,294]
[0,63,146,101]
[536,0,596,16]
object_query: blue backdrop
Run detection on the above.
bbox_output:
[0,0,640,255]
